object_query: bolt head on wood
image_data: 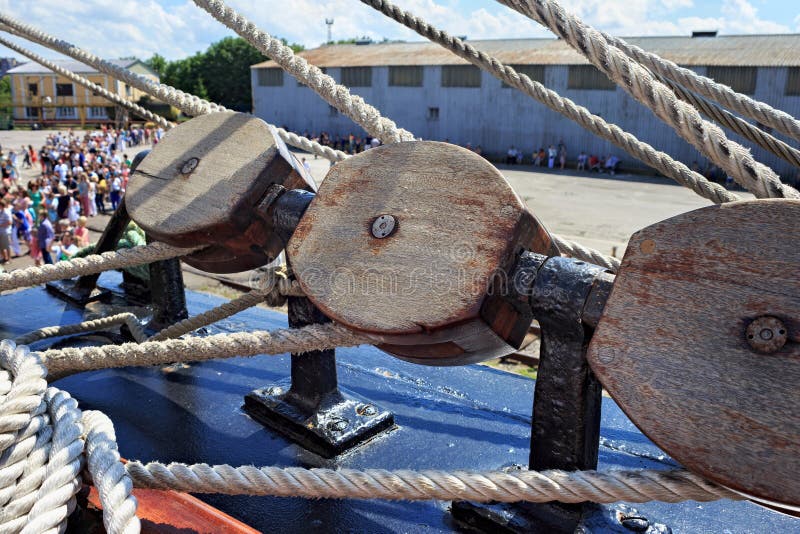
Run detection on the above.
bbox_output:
[126,112,315,273]
[746,316,788,353]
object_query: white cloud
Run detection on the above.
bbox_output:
[0,0,792,66]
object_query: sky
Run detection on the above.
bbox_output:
[0,0,798,62]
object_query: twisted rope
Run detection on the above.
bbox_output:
[126,461,740,504]
[81,411,139,534]
[192,0,415,144]
[0,13,347,162]
[148,275,304,342]
[15,313,147,346]
[42,323,375,379]
[603,33,800,143]
[0,35,172,131]
[0,343,85,533]
[551,234,619,271]
[496,0,800,200]
[0,242,199,292]
[658,74,800,170]
[361,0,737,205]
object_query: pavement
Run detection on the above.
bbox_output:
[0,129,750,286]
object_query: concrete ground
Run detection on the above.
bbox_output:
[1,128,749,285]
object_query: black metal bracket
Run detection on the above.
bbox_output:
[454,253,666,533]
[244,295,394,458]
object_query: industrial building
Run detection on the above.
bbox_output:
[251,34,800,181]
[6,59,159,127]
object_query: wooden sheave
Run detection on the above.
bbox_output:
[287,141,558,364]
[587,199,800,511]
[126,111,315,273]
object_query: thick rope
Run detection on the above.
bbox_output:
[81,411,139,534]
[0,14,347,162]
[602,34,800,144]
[192,0,415,144]
[0,242,199,293]
[551,234,620,271]
[42,323,376,379]
[361,0,737,205]
[0,36,172,131]
[658,74,800,170]
[15,313,147,346]
[496,0,800,200]
[0,342,85,534]
[148,277,304,342]
[127,461,740,503]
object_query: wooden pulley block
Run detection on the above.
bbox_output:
[586,199,800,510]
[127,111,315,273]
[286,141,558,365]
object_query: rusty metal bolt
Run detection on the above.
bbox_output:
[180,157,199,175]
[371,214,396,238]
[357,404,377,417]
[746,316,788,354]
[327,417,349,432]
[620,515,650,532]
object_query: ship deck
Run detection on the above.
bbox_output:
[3,272,795,533]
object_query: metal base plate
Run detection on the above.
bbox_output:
[46,279,111,305]
[244,379,395,458]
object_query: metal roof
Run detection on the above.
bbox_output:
[252,34,800,69]
[7,58,149,75]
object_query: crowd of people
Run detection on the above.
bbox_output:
[505,141,622,174]
[0,125,161,266]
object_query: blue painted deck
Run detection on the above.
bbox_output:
[2,272,796,533]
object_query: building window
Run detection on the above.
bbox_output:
[341,67,372,87]
[298,67,326,86]
[125,84,132,97]
[88,106,108,118]
[389,66,423,87]
[258,68,284,86]
[28,83,38,97]
[706,66,757,95]
[25,107,39,119]
[55,83,74,97]
[427,107,439,120]
[329,105,339,117]
[502,65,545,88]
[441,65,481,87]
[567,65,616,90]
[785,67,800,96]
[56,106,77,118]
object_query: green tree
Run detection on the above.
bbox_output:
[0,77,11,129]
[145,37,304,113]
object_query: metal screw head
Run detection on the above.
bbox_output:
[180,157,199,175]
[746,316,787,354]
[327,417,349,432]
[371,214,396,239]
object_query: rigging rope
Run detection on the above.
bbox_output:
[361,0,737,205]
[495,0,800,200]
[0,13,347,163]
[15,313,147,346]
[42,322,374,379]
[0,35,173,131]
[657,73,800,170]
[192,0,415,144]
[0,242,199,292]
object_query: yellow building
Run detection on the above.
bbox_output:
[6,58,159,126]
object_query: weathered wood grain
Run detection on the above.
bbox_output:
[587,199,800,508]
[128,111,314,273]
[287,141,557,365]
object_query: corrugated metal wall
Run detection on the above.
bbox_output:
[252,65,800,184]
